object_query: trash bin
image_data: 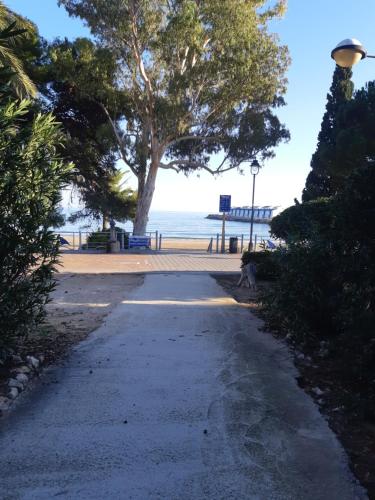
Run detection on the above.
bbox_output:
[229,237,238,254]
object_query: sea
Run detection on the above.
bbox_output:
[59,210,271,239]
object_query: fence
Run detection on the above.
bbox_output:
[56,230,156,251]
[55,230,280,254]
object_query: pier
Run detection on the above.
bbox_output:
[206,205,278,223]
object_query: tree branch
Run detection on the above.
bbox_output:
[159,159,238,175]
[159,162,179,173]
[163,134,224,150]
[98,102,138,177]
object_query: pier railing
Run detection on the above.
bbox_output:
[54,230,280,254]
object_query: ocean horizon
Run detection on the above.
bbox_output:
[58,210,271,239]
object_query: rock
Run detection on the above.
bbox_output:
[8,387,19,399]
[16,373,28,384]
[10,354,23,365]
[312,387,324,396]
[26,356,40,370]
[0,396,10,411]
[8,378,24,390]
[14,366,32,375]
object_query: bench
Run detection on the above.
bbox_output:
[128,236,151,249]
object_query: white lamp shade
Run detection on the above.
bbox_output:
[331,38,366,67]
[250,159,260,175]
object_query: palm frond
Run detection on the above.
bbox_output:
[0,2,37,97]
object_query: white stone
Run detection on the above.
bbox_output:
[14,366,32,374]
[312,387,324,397]
[16,373,28,384]
[8,387,18,399]
[26,356,40,370]
[8,378,24,390]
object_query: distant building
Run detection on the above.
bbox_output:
[206,206,278,223]
[229,206,277,219]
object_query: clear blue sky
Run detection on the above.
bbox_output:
[6,0,375,212]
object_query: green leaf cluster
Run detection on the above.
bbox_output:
[0,1,41,97]
[41,38,136,228]
[0,10,72,348]
[0,99,72,346]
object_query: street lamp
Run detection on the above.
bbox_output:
[248,159,261,252]
[331,38,375,68]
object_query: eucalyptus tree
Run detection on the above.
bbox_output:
[60,0,290,234]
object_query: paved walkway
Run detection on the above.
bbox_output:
[0,274,364,499]
[59,251,241,274]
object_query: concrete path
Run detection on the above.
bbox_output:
[59,251,241,274]
[0,275,364,499]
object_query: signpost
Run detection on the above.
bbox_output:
[219,195,231,253]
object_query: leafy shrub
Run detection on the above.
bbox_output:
[0,100,71,348]
[270,198,334,243]
[241,250,279,281]
[263,163,375,413]
[261,242,338,342]
[86,227,128,249]
[86,230,108,249]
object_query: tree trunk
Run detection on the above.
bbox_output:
[133,166,158,235]
[102,213,110,231]
[137,169,146,202]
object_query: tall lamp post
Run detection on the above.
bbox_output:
[331,38,375,67]
[248,159,261,251]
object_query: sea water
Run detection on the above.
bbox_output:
[59,210,270,239]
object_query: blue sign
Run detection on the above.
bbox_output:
[219,195,231,213]
[129,236,151,248]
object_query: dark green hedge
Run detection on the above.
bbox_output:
[241,250,279,281]
[263,163,375,415]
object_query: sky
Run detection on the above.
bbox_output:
[6,0,375,213]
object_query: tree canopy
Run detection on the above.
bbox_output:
[302,65,354,202]
[58,0,290,234]
[42,38,136,229]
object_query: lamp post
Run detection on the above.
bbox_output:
[331,38,375,68]
[248,159,261,251]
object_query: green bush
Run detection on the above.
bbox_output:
[261,242,338,341]
[86,227,128,249]
[0,100,72,348]
[270,198,334,243]
[241,250,279,281]
[263,163,375,414]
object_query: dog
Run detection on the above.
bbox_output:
[237,262,257,290]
